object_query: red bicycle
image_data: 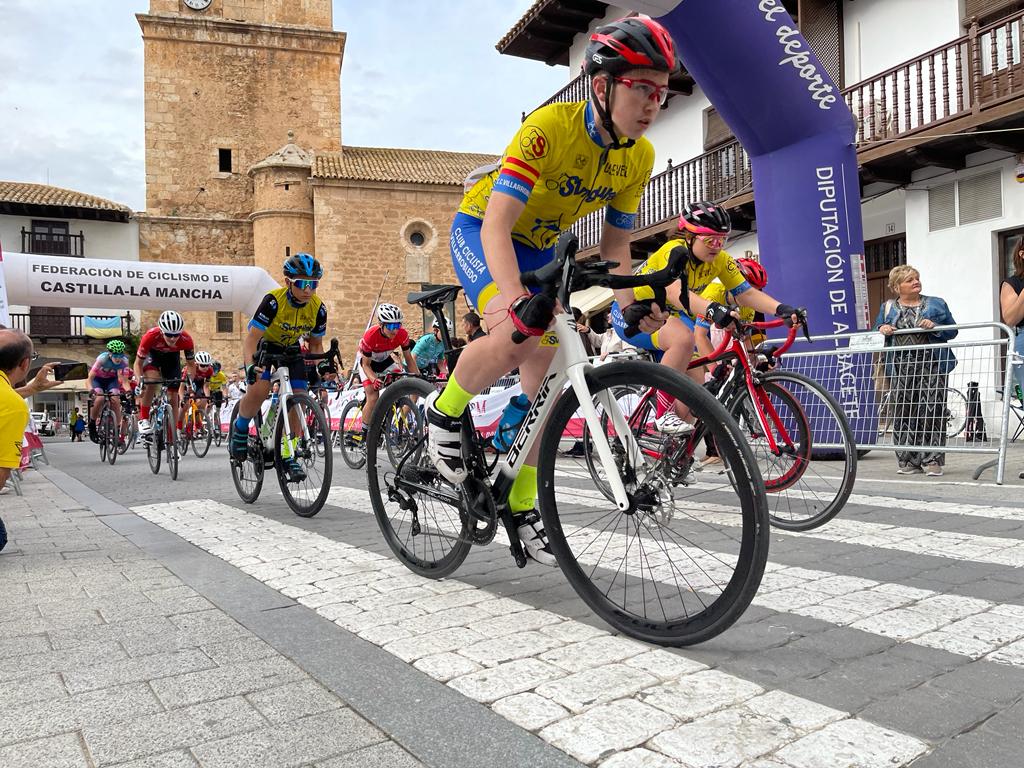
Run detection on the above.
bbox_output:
[584,315,857,531]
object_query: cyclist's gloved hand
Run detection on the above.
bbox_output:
[775,304,806,326]
[705,301,736,329]
[509,293,555,339]
[316,360,335,376]
[370,378,384,391]
[245,364,259,386]
[621,300,658,338]
[134,383,143,397]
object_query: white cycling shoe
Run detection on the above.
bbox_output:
[424,391,467,484]
[138,419,152,435]
[654,412,694,435]
[516,511,557,567]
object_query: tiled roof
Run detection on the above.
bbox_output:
[0,181,132,214]
[497,0,555,52]
[313,147,498,186]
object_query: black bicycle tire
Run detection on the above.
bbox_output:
[147,418,162,475]
[103,409,118,466]
[537,360,770,647]
[725,380,811,494]
[339,398,367,470]
[755,370,857,531]
[228,401,264,503]
[98,408,109,463]
[166,407,179,481]
[275,393,333,518]
[192,409,213,458]
[367,377,472,579]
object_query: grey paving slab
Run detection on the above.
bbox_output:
[858,684,998,741]
[316,741,425,768]
[148,655,307,708]
[0,732,91,768]
[908,728,1024,768]
[246,679,344,724]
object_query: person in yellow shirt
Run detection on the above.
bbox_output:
[0,329,33,500]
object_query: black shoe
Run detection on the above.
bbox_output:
[0,517,7,552]
[283,456,307,482]
[229,430,249,461]
[88,421,99,444]
[563,441,586,458]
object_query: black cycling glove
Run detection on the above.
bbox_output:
[510,293,555,338]
[621,299,659,337]
[245,364,259,386]
[775,304,806,326]
[705,301,736,329]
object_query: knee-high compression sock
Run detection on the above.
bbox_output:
[655,391,675,419]
[139,405,150,420]
[435,375,474,418]
[509,464,537,514]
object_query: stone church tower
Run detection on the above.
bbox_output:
[136,0,343,359]
[137,0,494,366]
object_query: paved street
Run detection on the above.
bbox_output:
[4,439,1024,767]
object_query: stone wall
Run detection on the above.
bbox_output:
[312,180,466,363]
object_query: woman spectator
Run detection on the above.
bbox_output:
[875,265,958,476]
[999,235,1024,396]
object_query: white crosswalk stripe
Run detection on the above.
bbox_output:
[132,498,930,767]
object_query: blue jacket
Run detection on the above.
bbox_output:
[874,295,958,376]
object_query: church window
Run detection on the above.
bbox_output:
[219,148,232,173]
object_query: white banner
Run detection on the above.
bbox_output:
[1,251,279,314]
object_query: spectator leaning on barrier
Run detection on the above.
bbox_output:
[0,330,33,513]
[875,265,958,477]
[999,235,1024,397]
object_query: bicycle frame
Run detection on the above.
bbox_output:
[258,366,309,451]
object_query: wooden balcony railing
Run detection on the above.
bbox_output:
[20,228,85,257]
[551,10,1024,250]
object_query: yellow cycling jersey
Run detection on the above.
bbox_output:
[249,287,328,347]
[632,240,749,319]
[458,101,655,251]
[208,371,228,391]
[0,371,28,469]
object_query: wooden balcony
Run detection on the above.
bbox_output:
[9,312,132,344]
[21,228,85,257]
[543,11,1024,255]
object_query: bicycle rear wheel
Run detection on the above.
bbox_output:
[275,393,333,517]
[339,398,367,469]
[229,401,264,503]
[538,360,769,647]
[103,409,118,466]
[367,377,472,579]
[209,405,224,447]
[743,371,856,531]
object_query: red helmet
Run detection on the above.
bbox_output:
[736,257,768,290]
[584,16,681,77]
[678,200,731,237]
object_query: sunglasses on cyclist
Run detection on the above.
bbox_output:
[288,278,319,291]
[382,322,402,331]
[614,76,670,106]
[699,235,727,248]
[162,332,181,338]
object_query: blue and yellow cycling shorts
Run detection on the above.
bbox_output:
[610,300,695,354]
[450,212,551,313]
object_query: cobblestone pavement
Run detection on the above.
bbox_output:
[10,439,1024,767]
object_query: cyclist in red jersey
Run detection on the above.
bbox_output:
[134,310,197,435]
[358,303,419,435]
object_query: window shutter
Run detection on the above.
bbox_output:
[703,107,734,151]
[958,170,1003,225]
[929,182,956,231]
[963,0,1023,25]
[798,0,844,88]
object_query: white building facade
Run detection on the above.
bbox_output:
[502,0,1024,327]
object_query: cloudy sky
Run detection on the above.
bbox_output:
[0,0,568,212]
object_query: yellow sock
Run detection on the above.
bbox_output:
[435,374,474,418]
[509,464,537,514]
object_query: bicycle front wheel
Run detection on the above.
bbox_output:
[147,421,162,475]
[744,371,857,531]
[385,397,423,467]
[166,409,179,481]
[275,393,333,517]
[367,377,472,579]
[209,405,224,447]
[946,387,968,438]
[339,398,367,470]
[192,411,213,458]
[103,409,118,466]
[98,412,109,464]
[538,360,769,647]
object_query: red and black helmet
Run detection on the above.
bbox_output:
[584,16,681,78]
[678,201,732,237]
[735,257,769,290]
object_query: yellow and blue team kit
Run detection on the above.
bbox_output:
[610,240,752,352]
[451,100,655,312]
[249,287,328,348]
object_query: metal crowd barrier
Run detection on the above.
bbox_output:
[768,322,1019,484]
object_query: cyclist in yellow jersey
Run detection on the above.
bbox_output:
[694,257,770,355]
[611,201,803,433]
[230,253,327,482]
[427,16,680,565]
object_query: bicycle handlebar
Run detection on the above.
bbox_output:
[255,338,342,366]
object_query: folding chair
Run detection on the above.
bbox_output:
[998,387,1024,442]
